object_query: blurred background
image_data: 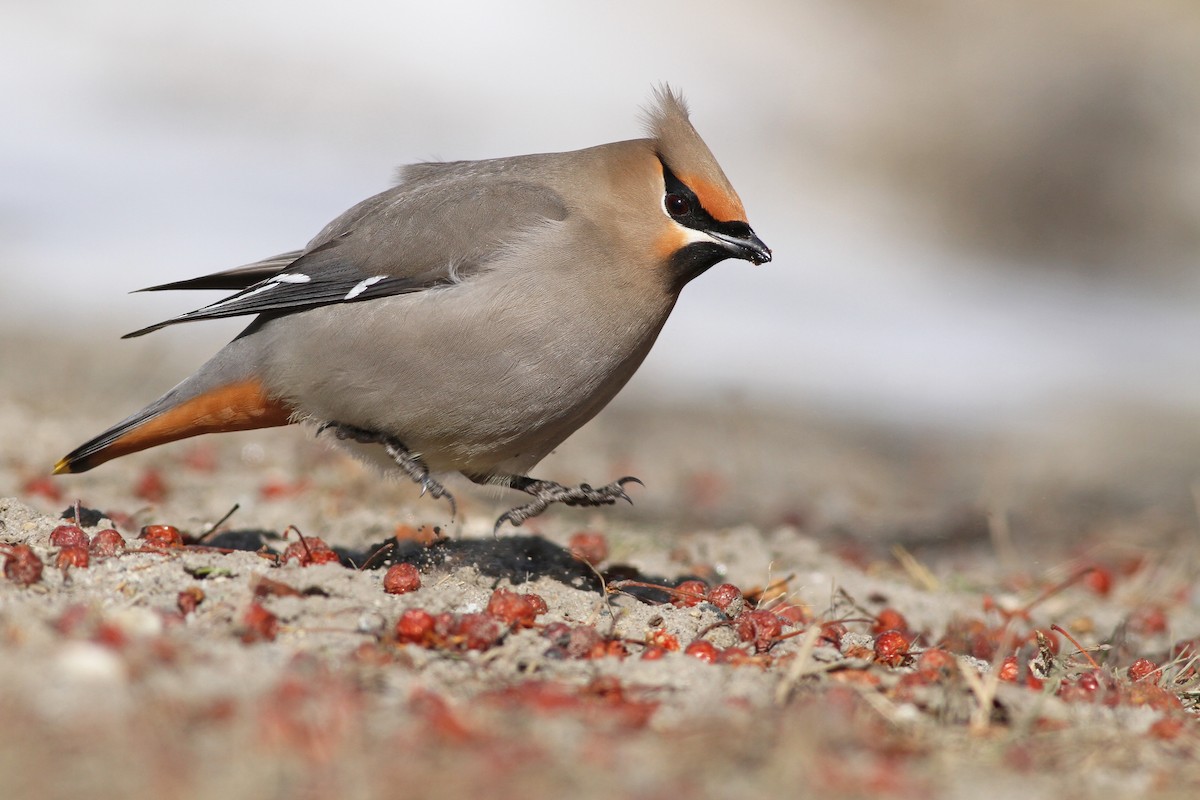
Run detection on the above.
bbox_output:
[3,0,1199,430]
[2,1,1199,551]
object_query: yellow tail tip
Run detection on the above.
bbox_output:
[52,458,73,475]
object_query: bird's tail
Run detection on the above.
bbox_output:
[53,339,294,474]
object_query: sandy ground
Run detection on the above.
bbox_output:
[3,329,1200,800]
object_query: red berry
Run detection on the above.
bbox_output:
[599,640,629,659]
[1083,566,1113,596]
[916,648,956,682]
[1128,658,1160,683]
[1149,717,1186,740]
[716,647,754,666]
[1077,671,1102,693]
[395,609,436,645]
[773,603,809,626]
[282,535,339,566]
[49,525,88,548]
[134,468,169,503]
[240,602,278,643]
[21,475,63,503]
[707,583,744,616]
[874,630,910,667]
[1129,604,1168,636]
[456,613,503,651]
[645,629,681,652]
[819,621,847,649]
[383,563,421,595]
[139,524,184,548]
[672,580,708,607]
[178,587,205,615]
[89,529,127,557]
[525,593,548,616]
[998,656,1020,682]
[641,646,667,661]
[683,640,719,663]
[567,531,608,565]
[873,607,909,636]
[734,610,784,653]
[55,545,89,570]
[3,545,43,586]
[486,588,545,629]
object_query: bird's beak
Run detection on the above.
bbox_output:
[708,228,772,265]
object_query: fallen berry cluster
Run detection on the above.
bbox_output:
[393,588,548,651]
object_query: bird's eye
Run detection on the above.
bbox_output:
[665,193,691,217]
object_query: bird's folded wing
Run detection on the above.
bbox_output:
[123,177,567,338]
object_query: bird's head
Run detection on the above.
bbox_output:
[644,85,771,289]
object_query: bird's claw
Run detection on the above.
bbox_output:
[320,420,456,520]
[493,475,643,534]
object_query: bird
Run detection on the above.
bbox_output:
[54,86,771,532]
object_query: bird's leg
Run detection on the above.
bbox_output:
[470,473,643,534]
[319,421,456,518]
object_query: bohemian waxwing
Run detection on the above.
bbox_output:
[55,86,771,531]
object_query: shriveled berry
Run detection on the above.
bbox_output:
[819,621,847,649]
[49,525,88,548]
[383,563,421,595]
[456,613,503,651]
[282,536,340,566]
[734,610,784,653]
[3,545,43,586]
[707,583,745,616]
[486,587,545,629]
[89,529,127,556]
[55,545,89,570]
[140,524,184,548]
[672,580,708,607]
[178,587,205,615]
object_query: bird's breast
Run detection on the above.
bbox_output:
[260,270,674,473]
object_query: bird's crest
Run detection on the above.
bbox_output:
[643,84,746,223]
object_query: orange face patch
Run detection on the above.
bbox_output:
[677,173,745,223]
[654,225,693,262]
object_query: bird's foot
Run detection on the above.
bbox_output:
[319,421,457,518]
[493,476,642,534]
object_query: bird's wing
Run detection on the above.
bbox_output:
[122,176,567,339]
[136,251,306,292]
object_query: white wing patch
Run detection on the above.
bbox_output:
[272,273,311,284]
[344,275,387,300]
